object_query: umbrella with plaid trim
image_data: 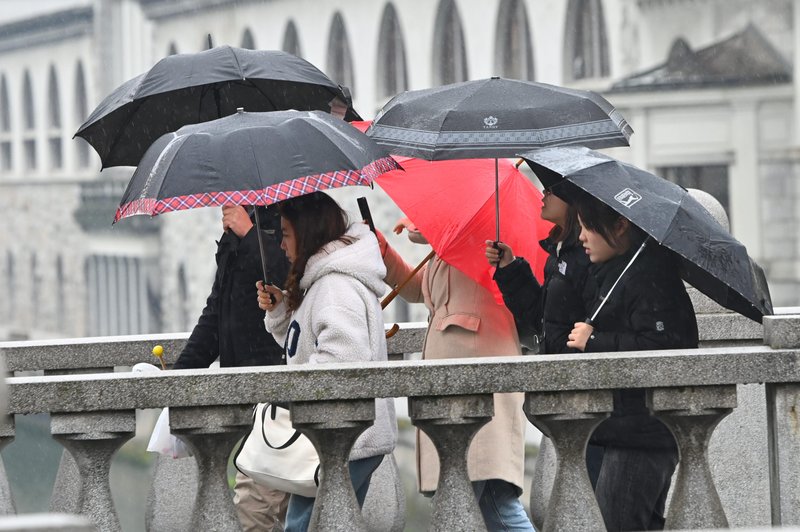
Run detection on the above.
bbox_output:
[114,109,399,223]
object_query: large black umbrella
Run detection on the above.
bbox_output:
[114,109,398,223]
[76,46,360,168]
[366,77,632,239]
[520,146,773,323]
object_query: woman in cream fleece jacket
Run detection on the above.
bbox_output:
[257,192,396,532]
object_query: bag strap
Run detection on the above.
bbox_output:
[261,403,305,450]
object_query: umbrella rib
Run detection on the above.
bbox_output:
[100,98,149,168]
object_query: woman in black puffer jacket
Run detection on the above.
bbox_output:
[486,184,595,354]
[567,194,698,532]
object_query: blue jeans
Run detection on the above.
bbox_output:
[593,446,679,531]
[284,454,384,532]
[473,479,535,531]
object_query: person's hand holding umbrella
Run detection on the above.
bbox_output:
[485,241,514,269]
[256,281,283,312]
[221,205,253,237]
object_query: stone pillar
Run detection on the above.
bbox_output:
[650,385,737,529]
[169,405,251,532]
[525,390,612,532]
[49,411,136,532]
[290,399,376,532]
[409,394,494,532]
[764,314,800,525]
[0,416,16,515]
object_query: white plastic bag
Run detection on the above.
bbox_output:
[132,362,193,459]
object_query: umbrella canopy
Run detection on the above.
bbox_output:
[520,146,773,323]
[113,110,399,223]
[376,157,553,304]
[366,77,633,160]
[76,46,360,168]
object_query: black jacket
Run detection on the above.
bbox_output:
[493,229,594,354]
[585,242,699,449]
[174,207,289,369]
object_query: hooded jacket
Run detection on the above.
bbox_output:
[493,227,594,353]
[174,206,288,369]
[264,223,397,460]
[584,242,699,449]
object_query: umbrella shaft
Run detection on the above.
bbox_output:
[588,238,649,324]
[495,158,500,241]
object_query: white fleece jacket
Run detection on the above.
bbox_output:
[265,223,397,460]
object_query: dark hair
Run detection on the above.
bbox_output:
[575,194,644,251]
[549,203,579,243]
[278,192,350,311]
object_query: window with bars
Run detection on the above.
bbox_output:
[658,164,731,221]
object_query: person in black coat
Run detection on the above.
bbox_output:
[567,194,698,532]
[486,184,594,354]
[173,205,288,369]
[172,204,290,532]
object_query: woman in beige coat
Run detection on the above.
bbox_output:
[379,219,533,530]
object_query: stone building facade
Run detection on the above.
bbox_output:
[0,0,797,341]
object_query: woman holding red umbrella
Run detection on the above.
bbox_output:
[378,219,534,531]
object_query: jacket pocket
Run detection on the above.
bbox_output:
[434,313,480,332]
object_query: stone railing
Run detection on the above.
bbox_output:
[0,312,798,531]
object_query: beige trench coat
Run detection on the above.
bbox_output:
[383,246,526,493]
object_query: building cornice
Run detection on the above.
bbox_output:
[0,7,93,53]
[138,0,265,20]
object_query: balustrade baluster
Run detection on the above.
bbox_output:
[49,411,135,532]
[408,394,493,532]
[169,404,251,532]
[650,384,736,529]
[524,390,612,532]
[290,399,376,532]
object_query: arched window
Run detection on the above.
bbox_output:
[432,0,469,86]
[5,252,13,320]
[74,62,90,168]
[240,28,256,50]
[167,42,178,56]
[30,253,39,324]
[282,20,303,58]
[494,0,535,80]
[22,70,36,170]
[177,264,190,332]
[564,0,610,81]
[56,255,66,332]
[48,65,63,170]
[376,3,408,100]
[326,12,355,97]
[0,75,11,172]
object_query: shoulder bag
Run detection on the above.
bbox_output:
[234,403,320,497]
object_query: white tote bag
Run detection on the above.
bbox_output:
[234,403,320,497]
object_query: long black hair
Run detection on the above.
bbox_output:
[278,192,350,311]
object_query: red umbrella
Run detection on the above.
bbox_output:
[351,121,551,303]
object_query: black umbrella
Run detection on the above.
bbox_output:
[113,109,399,283]
[366,77,632,239]
[520,146,773,323]
[76,46,361,168]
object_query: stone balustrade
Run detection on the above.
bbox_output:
[0,313,798,531]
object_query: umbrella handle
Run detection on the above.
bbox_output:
[381,250,435,309]
[385,323,400,339]
[252,207,276,305]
